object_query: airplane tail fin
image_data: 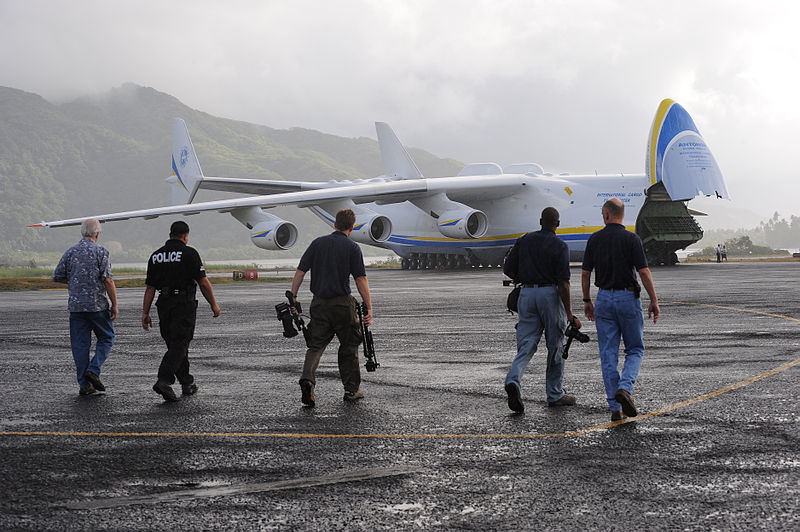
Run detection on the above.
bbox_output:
[169,118,204,205]
[375,122,423,180]
[646,99,729,201]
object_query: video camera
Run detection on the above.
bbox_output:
[562,320,590,359]
[356,302,379,372]
[275,290,310,344]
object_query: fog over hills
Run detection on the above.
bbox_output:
[0,84,462,260]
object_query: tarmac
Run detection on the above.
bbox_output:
[0,261,798,530]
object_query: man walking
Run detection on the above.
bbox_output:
[503,207,581,413]
[290,209,372,407]
[582,198,660,421]
[142,221,220,402]
[53,219,118,395]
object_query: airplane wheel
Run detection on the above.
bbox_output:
[457,256,467,269]
[446,255,458,269]
[410,258,419,270]
[401,258,410,270]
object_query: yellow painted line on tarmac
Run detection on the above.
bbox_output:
[1,302,798,440]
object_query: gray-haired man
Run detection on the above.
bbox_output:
[53,219,118,395]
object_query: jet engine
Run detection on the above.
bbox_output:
[436,209,488,239]
[231,206,299,250]
[250,219,298,250]
[350,214,393,245]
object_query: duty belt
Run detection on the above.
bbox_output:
[160,287,194,296]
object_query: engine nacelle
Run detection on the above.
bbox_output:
[437,209,488,239]
[250,220,298,250]
[350,214,393,245]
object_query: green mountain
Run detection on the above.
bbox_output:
[0,83,463,261]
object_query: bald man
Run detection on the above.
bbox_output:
[581,198,659,421]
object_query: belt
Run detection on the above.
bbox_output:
[522,283,556,288]
[160,287,193,296]
[600,286,636,291]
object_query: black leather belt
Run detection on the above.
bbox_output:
[523,283,555,288]
[160,287,192,296]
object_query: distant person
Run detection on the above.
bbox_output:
[721,244,728,262]
[716,244,722,263]
[142,221,220,402]
[52,219,118,395]
[290,209,372,407]
[582,198,660,421]
[502,207,581,413]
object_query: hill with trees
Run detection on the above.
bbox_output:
[0,84,463,263]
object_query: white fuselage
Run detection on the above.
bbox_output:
[310,172,651,263]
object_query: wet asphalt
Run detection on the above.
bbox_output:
[0,262,798,530]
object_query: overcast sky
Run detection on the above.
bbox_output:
[1,0,798,227]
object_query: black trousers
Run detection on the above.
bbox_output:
[156,296,197,385]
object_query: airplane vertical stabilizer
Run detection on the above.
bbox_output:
[646,99,729,201]
[375,122,423,180]
[170,118,204,205]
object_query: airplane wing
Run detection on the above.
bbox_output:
[30,174,525,228]
[197,177,325,195]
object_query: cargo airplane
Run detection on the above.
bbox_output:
[31,99,729,268]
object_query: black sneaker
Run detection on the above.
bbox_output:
[181,383,198,396]
[300,379,315,407]
[79,384,96,396]
[84,371,105,392]
[505,382,524,413]
[614,389,638,417]
[153,381,179,402]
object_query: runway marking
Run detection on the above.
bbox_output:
[1,302,798,440]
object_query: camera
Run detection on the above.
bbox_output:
[276,291,310,343]
[562,321,590,359]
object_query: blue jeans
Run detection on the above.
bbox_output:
[505,286,567,403]
[69,310,115,387]
[594,290,644,411]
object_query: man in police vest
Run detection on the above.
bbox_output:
[142,221,221,402]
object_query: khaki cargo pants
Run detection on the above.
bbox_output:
[300,294,363,393]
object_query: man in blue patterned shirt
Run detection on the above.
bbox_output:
[53,219,118,395]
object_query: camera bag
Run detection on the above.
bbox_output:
[506,284,521,313]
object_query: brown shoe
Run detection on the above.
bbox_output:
[343,389,365,402]
[79,384,96,396]
[614,389,638,417]
[300,379,315,407]
[548,394,576,407]
[611,410,626,422]
[84,371,105,392]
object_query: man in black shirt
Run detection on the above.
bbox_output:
[581,198,659,421]
[503,207,581,413]
[142,221,221,402]
[290,209,372,406]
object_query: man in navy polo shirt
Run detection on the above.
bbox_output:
[581,198,660,421]
[503,207,581,413]
[290,209,373,406]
